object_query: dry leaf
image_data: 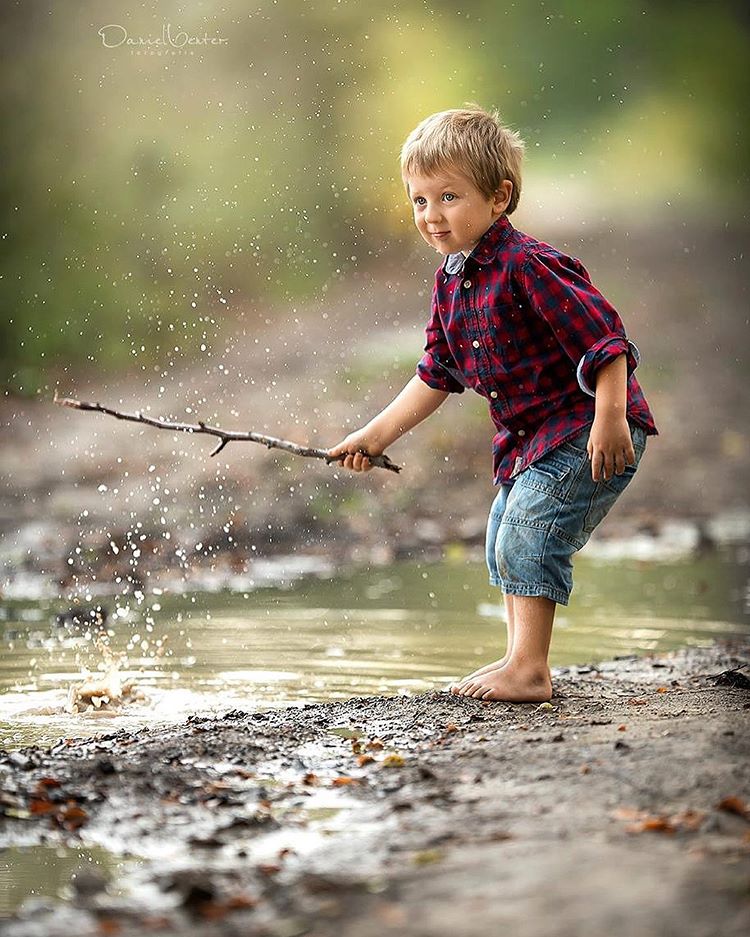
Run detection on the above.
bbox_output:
[29,798,56,815]
[61,803,88,830]
[413,849,443,865]
[717,795,750,821]
[380,754,405,768]
[614,806,705,835]
[97,919,122,936]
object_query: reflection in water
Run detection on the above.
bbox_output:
[0,553,747,750]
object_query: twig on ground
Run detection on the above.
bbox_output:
[53,392,401,473]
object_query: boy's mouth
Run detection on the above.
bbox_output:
[430,231,451,238]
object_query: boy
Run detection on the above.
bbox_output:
[328,106,658,703]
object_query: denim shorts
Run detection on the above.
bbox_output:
[485,420,648,605]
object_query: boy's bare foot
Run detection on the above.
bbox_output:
[451,662,552,702]
[449,655,509,692]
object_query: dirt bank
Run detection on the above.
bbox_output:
[1,642,749,937]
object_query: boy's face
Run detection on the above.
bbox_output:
[405,166,512,257]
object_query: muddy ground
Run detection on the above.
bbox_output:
[1,642,749,937]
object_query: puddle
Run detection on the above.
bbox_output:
[0,780,383,919]
[0,844,141,917]
[1,554,747,750]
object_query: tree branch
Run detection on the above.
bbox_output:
[53,392,402,474]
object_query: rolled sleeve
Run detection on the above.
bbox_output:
[416,352,465,394]
[416,285,466,394]
[522,249,640,396]
[576,337,641,397]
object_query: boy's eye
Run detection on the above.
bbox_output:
[442,193,455,202]
[414,196,426,206]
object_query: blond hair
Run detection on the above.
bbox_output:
[400,105,525,215]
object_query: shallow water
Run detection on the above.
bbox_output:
[0,552,747,751]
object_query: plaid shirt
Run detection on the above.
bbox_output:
[416,215,658,484]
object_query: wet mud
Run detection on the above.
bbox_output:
[1,642,749,937]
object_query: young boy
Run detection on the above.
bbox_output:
[328,106,658,703]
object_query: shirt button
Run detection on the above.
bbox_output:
[518,429,526,437]
[472,339,480,348]
[490,391,498,399]
[463,279,472,289]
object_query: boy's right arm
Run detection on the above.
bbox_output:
[328,375,449,472]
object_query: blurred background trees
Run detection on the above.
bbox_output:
[1,0,747,392]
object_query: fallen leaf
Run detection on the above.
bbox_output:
[328,726,363,740]
[357,754,375,767]
[302,772,319,786]
[29,798,56,815]
[60,803,88,830]
[412,849,443,865]
[225,894,258,910]
[97,920,121,936]
[614,806,705,835]
[641,817,675,833]
[366,738,385,751]
[617,725,627,732]
[717,795,750,821]
[380,754,405,768]
[332,776,359,786]
[656,686,668,693]
[2,807,31,820]
[486,830,514,842]
[444,722,459,733]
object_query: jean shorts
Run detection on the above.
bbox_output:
[485,420,648,605]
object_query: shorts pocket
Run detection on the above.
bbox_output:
[582,453,643,533]
[519,449,581,503]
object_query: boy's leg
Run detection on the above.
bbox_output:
[452,595,554,702]
[450,594,516,689]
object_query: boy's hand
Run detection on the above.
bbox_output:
[328,430,385,473]
[587,416,636,482]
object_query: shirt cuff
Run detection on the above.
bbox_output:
[576,336,640,397]
[416,354,466,394]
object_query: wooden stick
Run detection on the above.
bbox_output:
[53,392,401,474]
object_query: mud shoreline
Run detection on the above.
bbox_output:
[1,642,749,937]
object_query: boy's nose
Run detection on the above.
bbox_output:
[424,203,443,223]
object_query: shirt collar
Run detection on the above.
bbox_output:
[442,214,515,276]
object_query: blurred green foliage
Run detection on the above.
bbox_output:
[1,0,747,391]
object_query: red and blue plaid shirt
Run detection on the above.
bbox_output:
[416,214,658,484]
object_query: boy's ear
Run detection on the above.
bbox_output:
[493,180,513,214]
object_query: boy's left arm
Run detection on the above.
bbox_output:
[588,352,636,482]
[520,249,642,482]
